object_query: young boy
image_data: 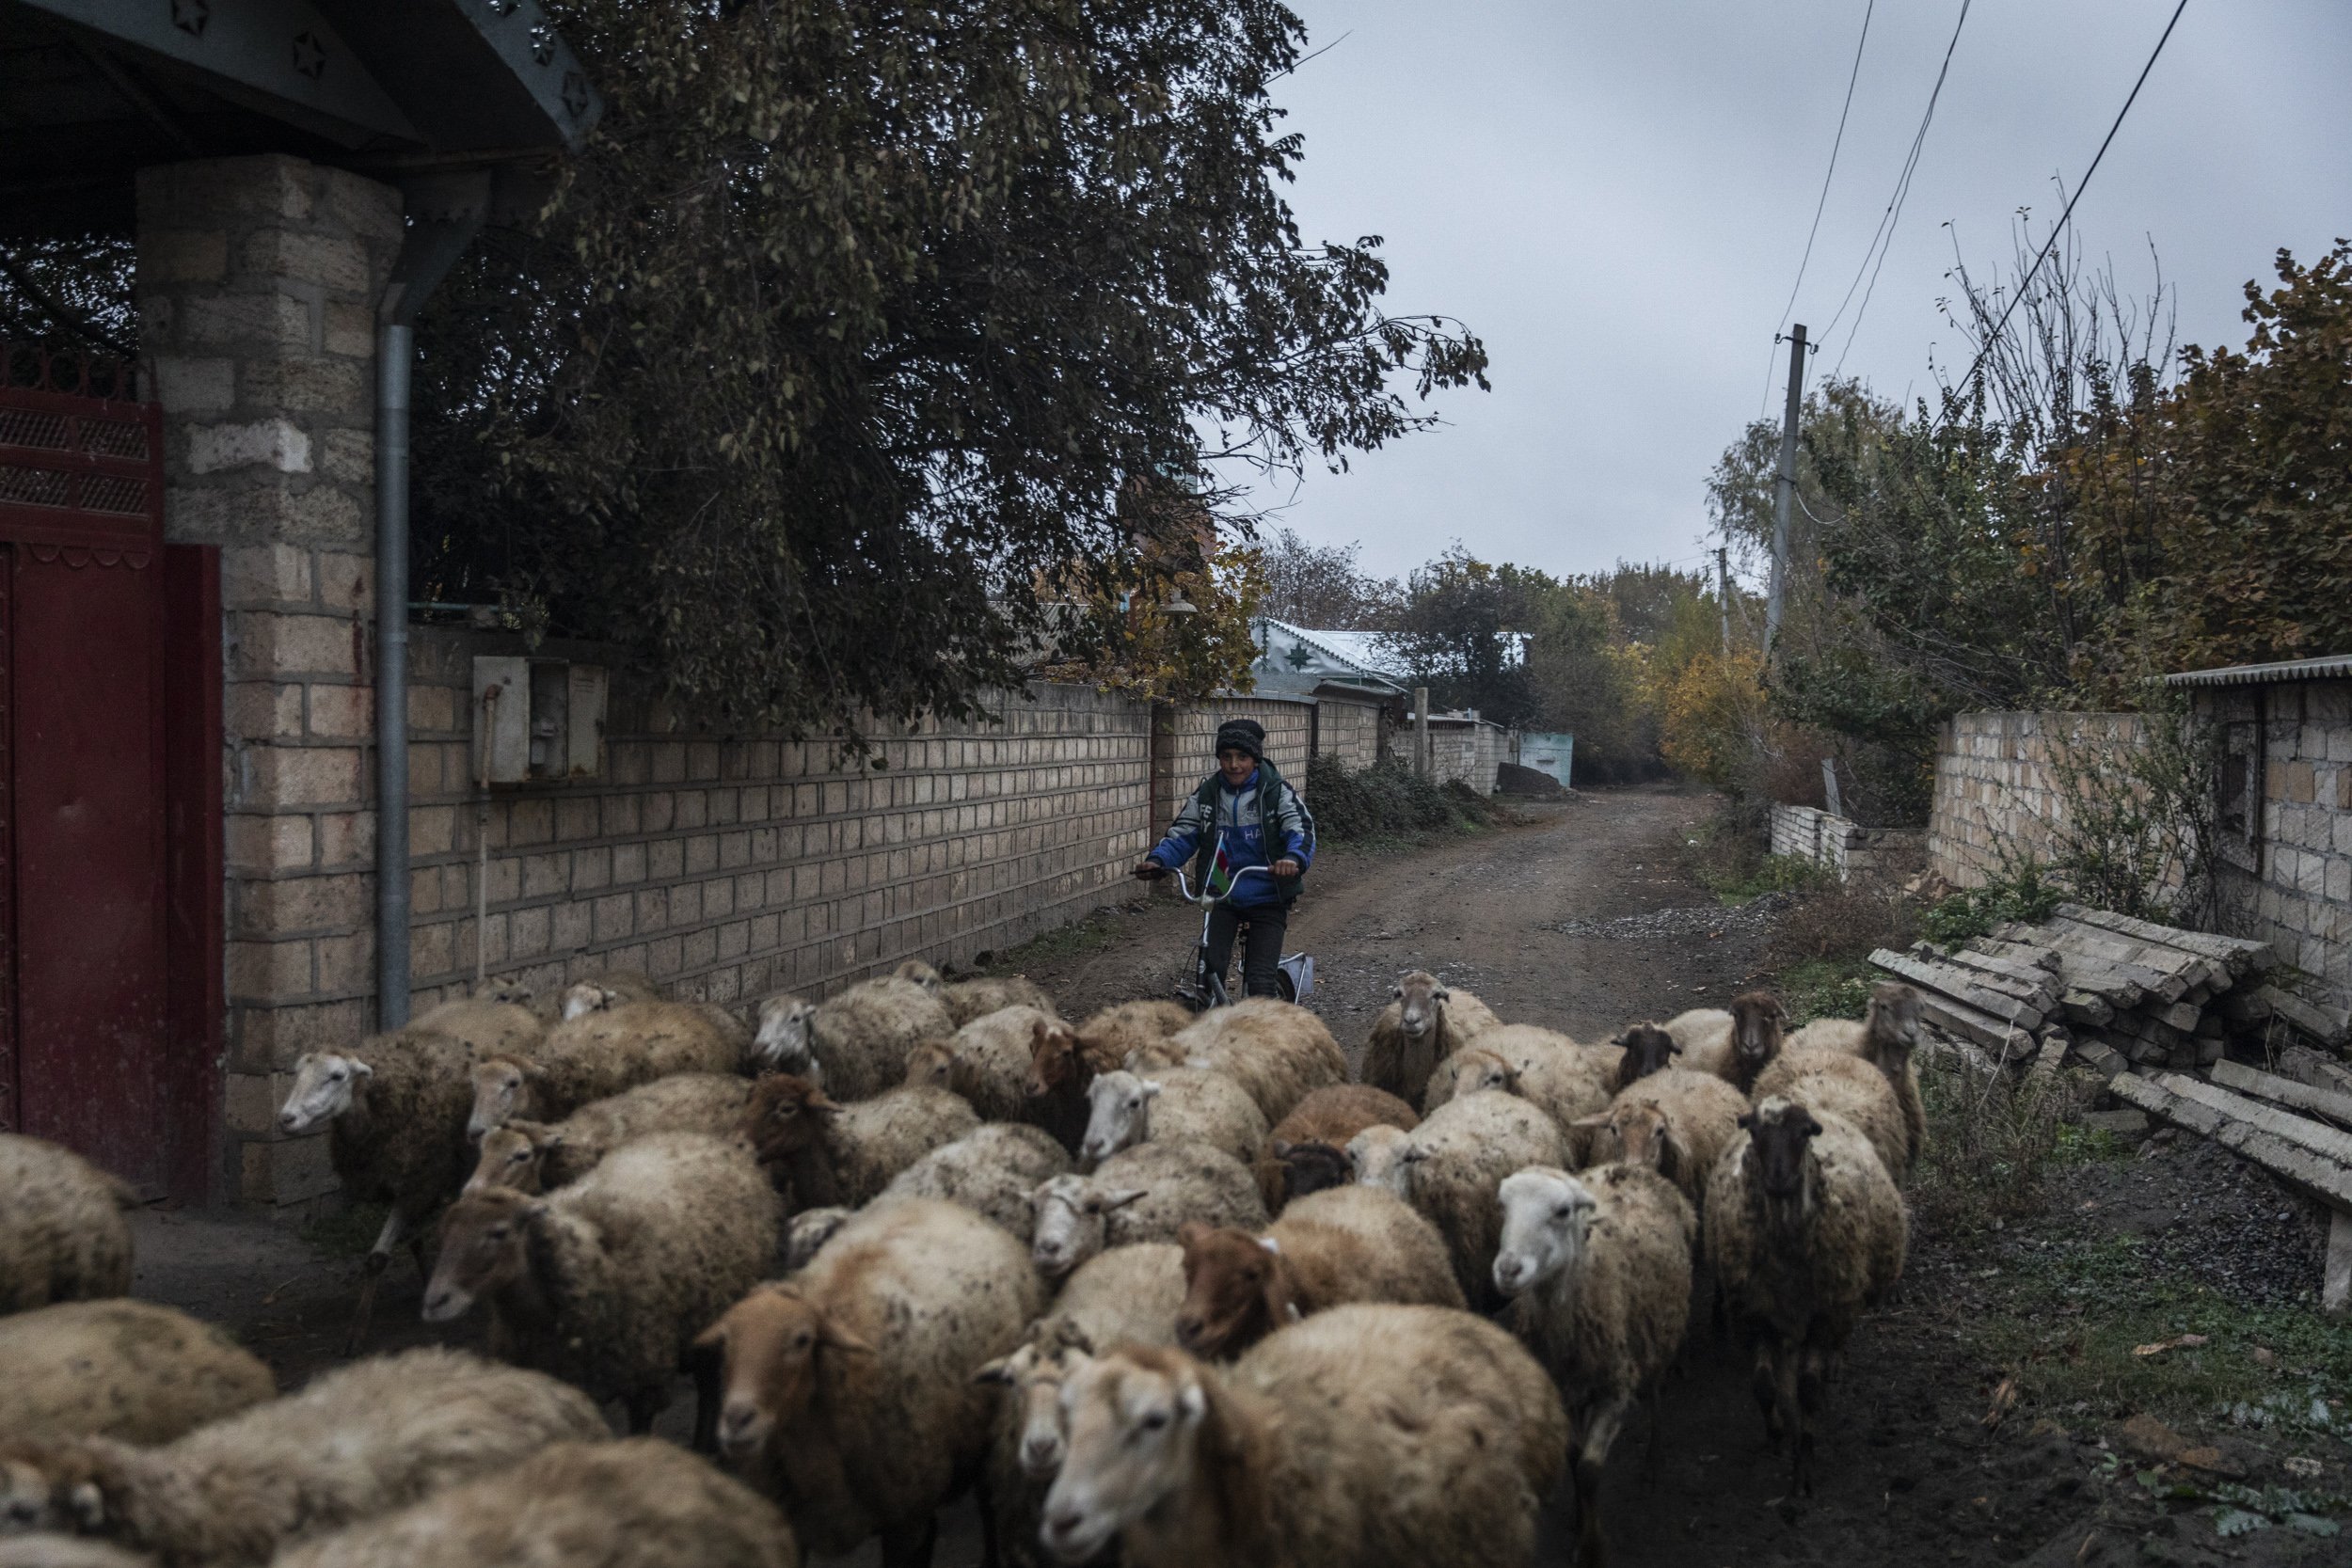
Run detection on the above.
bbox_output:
[1134,718,1316,999]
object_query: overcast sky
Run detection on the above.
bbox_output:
[1231,0,2352,587]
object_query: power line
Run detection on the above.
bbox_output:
[1948,0,2190,407]
[1771,1,1877,356]
[1820,0,1973,369]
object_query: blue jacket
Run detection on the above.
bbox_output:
[1147,760,1315,910]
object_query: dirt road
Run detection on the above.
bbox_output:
[125,784,2345,1566]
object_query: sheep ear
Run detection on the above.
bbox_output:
[70,1482,105,1530]
[974,1355,1014,1386]
[1139,1080,1163,1102]
[807,1091,845,1117]
[1256,1235,1280,1255]
[1177,1380,1207,1425]
[1737,1111,1758,1132]
[1390,986,1404,999]
[1569,1113,1611,1131]
[349,1057,374,1082]
[1270,1139,1294,1160]
[520,1060,551,1085]
[1434,986,1451,1001]
[817,1315,876,1355]
[1093,1187,1149,1213]
[1400,1146,1431,1165]
[1176,1220,1212,1250]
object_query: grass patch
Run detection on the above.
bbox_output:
[302,1199,389,1259]
[1705,852,1835,906]
[1918,860,2065,945]
[1970,1233,2352,1438]
[979,913,1126,974]
[1911,1055,2089,1237]
[1775,954,1877,1027]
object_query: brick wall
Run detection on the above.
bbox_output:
[2201,679,2352,1001]
[1313,696,1384,771]
[138,155,404,1207]
[1926,711,2145,888]
[1421,721,1506,795]
[1771,803,1928,884]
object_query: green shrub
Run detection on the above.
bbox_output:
[1306,756,1479,841]
[1919,859,2064,945]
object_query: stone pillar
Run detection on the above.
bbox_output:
[136,155,403,1209]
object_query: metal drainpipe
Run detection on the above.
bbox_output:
[374,174,488,1030]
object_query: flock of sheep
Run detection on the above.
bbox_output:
[0,957,1929,1568]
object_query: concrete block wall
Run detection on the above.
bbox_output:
[1926,711,2145,889]
[1771,803,1927,883]
[2203,679,2352,1000]
[1313,697,1384,771]
[1420,721,1506,796]
[138,155,404,1207]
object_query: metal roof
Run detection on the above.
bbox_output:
[1,0,599,230]
[2164,654,2352,689]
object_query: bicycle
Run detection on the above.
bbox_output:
[1140,863,1315,1011]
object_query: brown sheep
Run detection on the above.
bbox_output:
[0,1137,135,1317]
[0,1300,274,1446]
[1255,1084,1419,1212]
[1040,1306,1566,1568]
[1361,970,1501,1101]
[697,1198,1042,1564]
[743,1058,979,1212]
[1581,1068,1751,1213]
[1677,990,1787,1094]
[1707,1098,1908,1495]
[267,1438,797,1568]
[1172,1184,1464,1359]
[1136,1000,1345,1125]
[467,1001,749,1138]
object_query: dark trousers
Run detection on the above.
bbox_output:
[1203,903,1288,998]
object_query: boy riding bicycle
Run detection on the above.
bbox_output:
[1133,719,1316,1000]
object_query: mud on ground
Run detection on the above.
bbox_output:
[125,784,2352,1565]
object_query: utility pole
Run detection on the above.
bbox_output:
[1413,687,1431,780]
[1715,546,1732,655]
[1766,323,1806,656]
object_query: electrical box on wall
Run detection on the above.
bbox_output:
[471,657,607,784]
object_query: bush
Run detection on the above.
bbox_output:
[1918,860,2064,946]
[1306,756,1480,841]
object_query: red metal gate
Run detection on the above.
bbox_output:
[0,344,218,1200]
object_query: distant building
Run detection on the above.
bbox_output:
[1250,617,1407,697]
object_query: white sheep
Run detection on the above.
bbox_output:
[1422,1025,1611,1157]
[0,1347,604,1567]
[1705,1098,1909,1495]
[1494,1163,1696,1567]
[749,974,954,1101]
[423,1132,780,1442]
[1078,1068,1268,1171]
[0,1136,135,1317]
[466,1000,749,1138]
[1361,970,1501,1103]
[1028,1142,1266,1280]
[880,1121,1073,1243]
[1784,981,1926,1165]
[897,958,1059,1026]
[696,1197,1043,1563]
[267,1438,798,1568]
[1581,1067,1752,1213]
[1039,1304,1566,1568]
[464,1071,755,1195]
[1349,1088,1566,1308]
[946,1005,1076,1126]
[0,1300,274,1446]
[1135,999,1346,1125]
[1170,1184,1464,1359]
[555,971,661,1021]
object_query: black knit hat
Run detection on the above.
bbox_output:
[1214,719,1265,760]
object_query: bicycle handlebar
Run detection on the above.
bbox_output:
[1168,864,1275,906]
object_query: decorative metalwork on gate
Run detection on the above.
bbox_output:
[0,343,163,562]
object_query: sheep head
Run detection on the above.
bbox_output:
[1345,1124,1416,1196]
[1042,1347,1214,1565]
[694,1285,875,1465]
[422,1186,541,1323]
[1268,1139,1352,1208]
[278,1051,373,1135]
[893,958,946,997]
[751,996,820,1079]
[466,1054,548,1140]
[1612,1024,1680,1090]
[1492,1166,1597,1298]
[1727,991,1788,1091]
[480,979,536,1010]
[744,1074,842,1164]
[1430,1047,1514,1105]
[1391,970,1449,1040]
[1174,1224,1298,1359]
[465,1122,555,1196]
[0,1442,119,1540]
[1591,1101,1683,1183]
[1863,982,1923,1071]
[975,1332,1091,1479]
[1740,1097,1824,1219]
[903,1041,957,1092]
[783,1206,853,1272]
[1079,1071,1158,1170]
[1026,1016,1087,1100]
[1028,1175,1146,1278]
